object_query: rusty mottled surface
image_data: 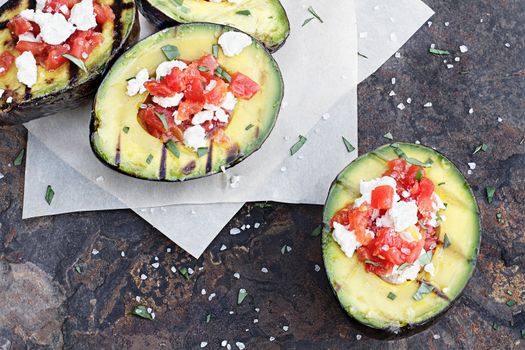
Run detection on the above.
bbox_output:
[0,0,524,349]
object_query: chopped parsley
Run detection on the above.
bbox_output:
[253,202,272,208]
[174,0,183,4]
[383,132,394,140]
[62,54,88,73]
[215,66,231,82]
[161,45,180,60]
[302,6,323,26]
[123,126,130,134]
[206,314,211,323]
[521,329,525,339]
[342,137,355,153]
[486,186,496,204]
[418,250,433,265]
[390,143,433,168]
[237,288,248,305]
[129,305,153,320]
[365,260,383,267]
[74,265,81,274]
[387,292,397,300]
[415,169,423,182]
[413,281,434,301]
[146,154,154,164]
[45,185,54,205]
[154,112,169,131]
[290,135,307,155]
[197,147,208,158]
[166,140,180,158]
[179,267,189,279]
[236,10,251,16]
[311,224,322,237]
[212,44,219,58]
[14,149,25,166]
[357,52,368,59]
[428,48,450,55]
[492,322,499,330]
[443,233,451,248]
[302,17,314,26]
[506,299,516,307]
[496,212,503,223]
[198,66,210,72]
[398,262,412,271]
[473,143,489,154]
[280,244,291,254]
[438,182,446,186]
[245,124,254,130]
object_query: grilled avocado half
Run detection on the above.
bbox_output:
[322,143,480,338]
[0,0,139,125]
[90,23,284,181]
[137,0,289,52]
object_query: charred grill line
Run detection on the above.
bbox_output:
[0,0,23,13]
[28,0,36,9]
[115,134,121,166]
[0,22,8,30]
[68,60,80,86]
[24,87,32,100]
[205,143,213,173]
[110,1,125,54]
[159,145,167,179]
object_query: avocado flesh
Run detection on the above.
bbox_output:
[0,0,136,110]
[139,0,289,51]
[91,23,284,181]
[322,143,480,331]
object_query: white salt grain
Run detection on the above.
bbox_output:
[261,267,269,273]
[459,45,468,53]
[91,249,99,255]
[220,244,227,251]
[140,274,147,280]
[389,90,396,97]
[230,228,241,235]
[424,102,433,108]
[234,272,240,279]
[397,103,406,110]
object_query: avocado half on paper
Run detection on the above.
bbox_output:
[322,143,480,338]
[0,0,139,125]
[90,23,284,181]
[137,0,289,52]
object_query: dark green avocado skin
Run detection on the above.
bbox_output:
[136,0,288,53]
[0,2,140,126]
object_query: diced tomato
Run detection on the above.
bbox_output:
[182,63,203,84]
[68,30,104,61]
[94,3,115,24]
[7,17,33,36]
[196,54,218,80]
[371,185,394,210]
[144,80,174,97]
[204,78,227,105]
[44,0,79,13]
[137,104,177,141]
[184,76,205,103]
[0,52,15,76]
[43,44,70,70]
[356,246,393,276]
[15,41,46,57]
[177,100,205,121]
[162,68,186,93]
[229,72,260,99]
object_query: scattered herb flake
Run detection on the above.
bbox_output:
[302,17,314,26]
[290,135,307,155]
[14,149,25,166]
[418,219,428,231]
[62,54,88,73]
[390,144,433,168]
[438,182,446,186]
[413,282,434,301]
[443,233,451,248]
[236,9,251,16]
[429,48,450,55]
[74,265,81,274]
[123,126,130,134]
[307,6,323,23]
[387,292,397,300]
[311,224,322,237]
[521,329,525,339]
[197,147,208,158]
[161,45,180,60]
[365,260,383,267]
[212,44,219,58]
[383,132,394,140]
[245,124,254,131]
[198,66,210,72]
[179,267,189,279]
[486,186,496,204]
[506,299,517,307]
[415,169,423,182]
[146,154,154,164]
[507,290,513,296]
[214,66,232,83]
[206,314,211,323]
[418,250,433,265]
[492,322,499,330]
[45,185,54,205]
[129,305,153,320]
[358,52,368,59]
[237,288,248,305]
[342,137,355,153]
[473,143,489,154]
[166,140,180,158]
[174,0,183,5]
[280,244,290,255]
[254,201,272,208]
[154,112,169,131]
[398,262,412,271]
[496,212,503,223]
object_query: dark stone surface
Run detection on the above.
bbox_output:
[0,0,524,348]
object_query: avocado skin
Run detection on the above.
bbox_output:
[321,143,481,339]
[136,0,289,53]
[0,2,140,126]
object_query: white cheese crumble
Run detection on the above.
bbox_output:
[0,89,4,98]
[126,68,149,96]
[332,222,361,259]
[15,51,37,88]
[353,176,398,207]
[192,110,214,125]
[388,200,419,232]
[152,93,184,108]
[69,0,97,31]
[218,31,252,57]
[221,91,237,110]
[183,125,207,150]
[382,262,420,284]
[205,79,217,92]
[215,108,229,123]
[18,32,41,43]
[155,60,187,80]
[24,10,76,45]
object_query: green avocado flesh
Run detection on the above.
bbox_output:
[143,0,289,50]
[91,23,284,181]
[0,0,135,108]
[322,143,480,331]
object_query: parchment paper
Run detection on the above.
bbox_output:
[22,0,434,257]
[24,0,358,207]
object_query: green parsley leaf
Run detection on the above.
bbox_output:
[62,54,88,73]
[198,66,210,72]
[387,292,397,300]
[365,260,383,267]
[418,250,433,265]
[154,112,169,131]
[473,143,489,155]
[521,329,525,339]
[166,140,180,158]
[496,212,503,223]
[383,132,394,140]
[45,185,54,205]
[237,288,248,305]
[161,45,180,60]
[418,219,428,231]
[342,137,355,153]
[245,124,254,131]
[429,48,450,55]
[438,182,446,186]
[358,52,368,59]
[302,17,314,26]
[129,305,153,320]
[415,169,423,182]
[413,282,434,301]
[214,66,231,82]
[146,154,154,164]
[74,265,81,274]
[506,299,517,307]
[253,201,272,208]
[212,44,219,58]
[492,322,499,330]
[122,126,130,134]
[206,314,211,323]
[390,144,434,168]
[486,186,496,204]
[14,149,25,166]
[179,267,189,279]
[398,262,412,271]
[507,290,513,296]
[290,135,307,155]
[311,224,322,237]
[235,9,251,16]
[307,6,323,23]
[443,233,451,249]
[197,147,208,158]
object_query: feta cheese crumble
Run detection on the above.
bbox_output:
[155,60,187,80]
[152,93,184,108]
[15,51,37,88]
[69,0,97,31]
[332,222,361,259]
[127,68,149,96]
[183,125,207,150]
[218,31,252,57]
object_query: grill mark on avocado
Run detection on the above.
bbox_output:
[68,59,80,86]
[24,87,32,100]
[110,1,126,53]
[115,134,121,166]
[159,145,167,180]
[0,0,24,13]
[205,142,213,173]
[182,160,196,175]
[226,143,240,164]
[0,22,8,30]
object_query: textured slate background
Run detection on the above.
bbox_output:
[0,0,524,349]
